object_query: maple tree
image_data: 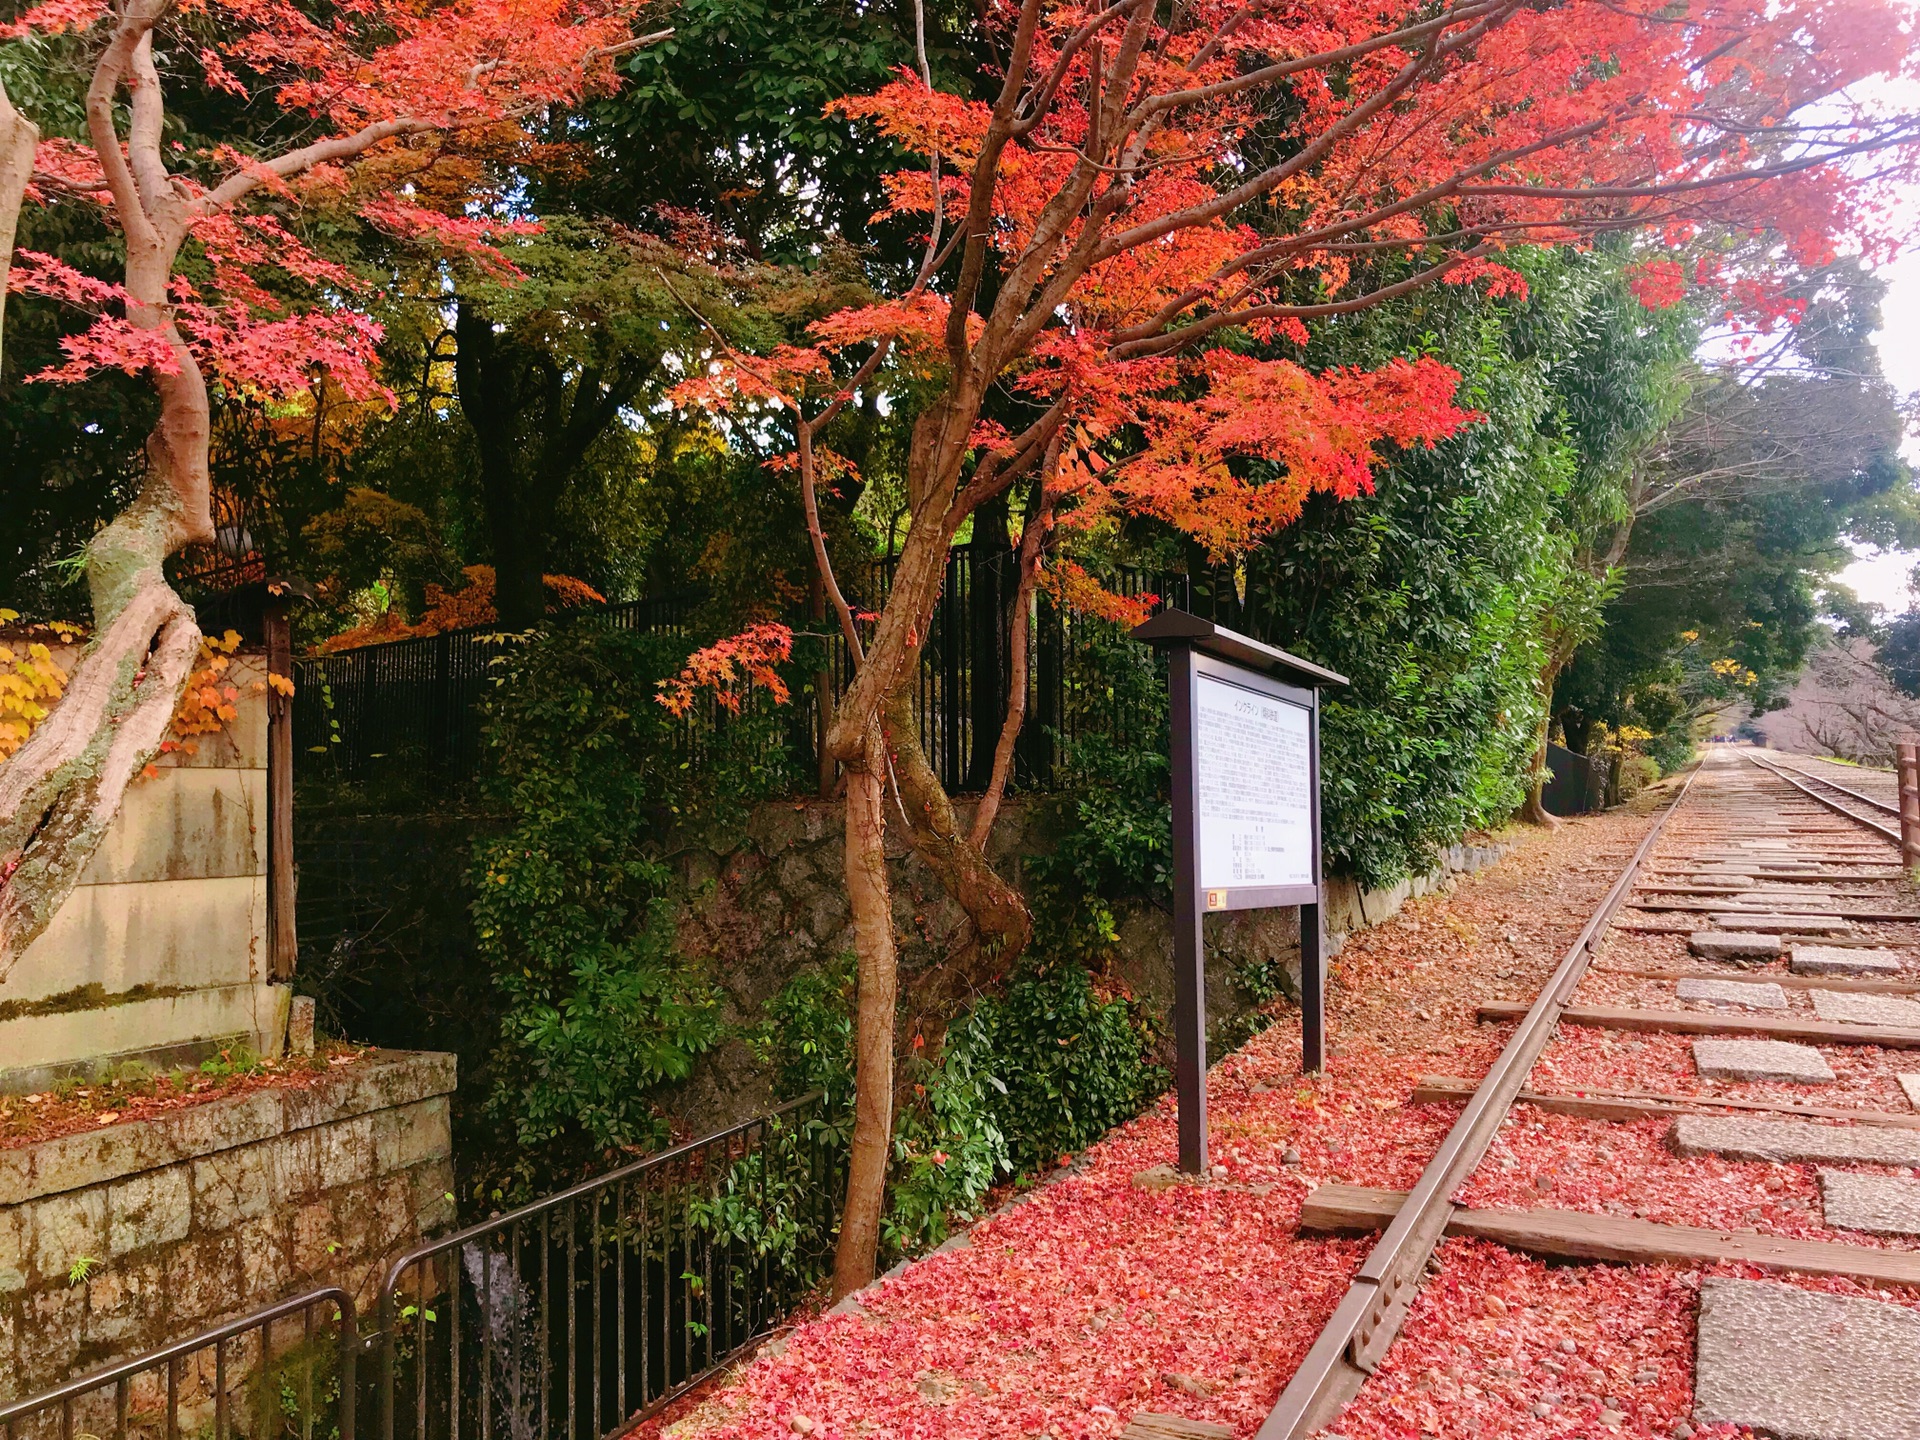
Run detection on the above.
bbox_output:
[0,0,658,974]
[668,0,1920,1293]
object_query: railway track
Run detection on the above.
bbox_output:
[1746,751,1901,842]
[1251,748,1920,1440]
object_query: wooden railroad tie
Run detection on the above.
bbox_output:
[1410,1075,1920,1130]
[1610,922,1895,940]
[1593,965,1920,996]
[1475,999,1920,1049]
[1639,870,1903,884]
[1625,900,1920,921]
[1298,1184,1920,1287]
[1120,1415,1233,1440]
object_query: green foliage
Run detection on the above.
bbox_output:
[753,955,856,1122]
[470,623,796,1189]
[200,1045,268,1078]
[1035,620,1172,905]
[1881,609,1920,698]
[684,1105,842,1296]
[1204,252,1588,882]
[586,0,957,260]
[967,960,1164,1178]
[755,950,1161,1255]
[1560,261,1917,755]
[885,1010,1009,1253]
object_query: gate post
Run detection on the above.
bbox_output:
[266,586,299,981]
[1900,741,1920,873]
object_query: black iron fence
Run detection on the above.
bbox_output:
[0,1093,842,1440]
[293,592,705,780]
[294,547,1192,795]
[0,1288,359,1440]
[1543,741,1612,816]
[375,1091,840,1440]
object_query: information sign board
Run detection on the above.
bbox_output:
[1133,608,1347,1173]
[1194,671,1315,896]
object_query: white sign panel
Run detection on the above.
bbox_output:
[1194,671,1313,890]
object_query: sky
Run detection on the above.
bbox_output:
[1840,241,1920,614]
[1834,74,1920,617]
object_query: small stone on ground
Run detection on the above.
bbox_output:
[1690,930,1783,960]
[1694,1277,1920,1440]
[1131,1164,1181,1191]
[1676,978,1787,1010]
[1692,1039,1835,1083]
[1810,990,1920,1028]
[1818,1168,1920,1236]
[1792,946,1907,977]
[1672,1114,1920,1166]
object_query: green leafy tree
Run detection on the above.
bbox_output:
[1559,262,1920,760]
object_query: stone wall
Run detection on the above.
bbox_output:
[0,1050,455,1400]
[1320,837,1516,949]
[661,796,1514,1133]
[1,646,285,1093]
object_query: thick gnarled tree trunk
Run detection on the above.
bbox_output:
[0,35,214,980]
[884,680,1034,1034]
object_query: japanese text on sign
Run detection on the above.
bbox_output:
[1194,672,1313,890]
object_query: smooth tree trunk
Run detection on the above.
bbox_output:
[0,47,216,977]
[831,722,899,1299]
[0,81,37,375]
[1519,704,1560,829]
[821,409,977,1295]
[969,474,1053,851]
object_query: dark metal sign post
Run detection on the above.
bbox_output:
[1134,610,1348,1174]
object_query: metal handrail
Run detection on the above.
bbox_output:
[372,1088,841,1440]
[374,1090,826,1296]
[1,1090,841,1440]
[0,1287,358,1440]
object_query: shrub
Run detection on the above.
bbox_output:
[755,950,1161,1256]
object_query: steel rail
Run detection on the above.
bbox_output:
[1256,761,1705,1439]
[1751,748,1896,817]
[1744,752,1901,843]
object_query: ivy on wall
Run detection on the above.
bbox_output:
[468,624,797,1193]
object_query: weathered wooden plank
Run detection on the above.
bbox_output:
[1411,1075,1920,1130]
[1298,1185,1920,1286]
[1476,1000,1920,1048]
[1640,870,1904,883]
[1592,966,1920,996]
[1121,1414,1234,1440]
[1634,888,1875,902]
[1629,900,1920,920]
[1299,1183,1408,1232]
